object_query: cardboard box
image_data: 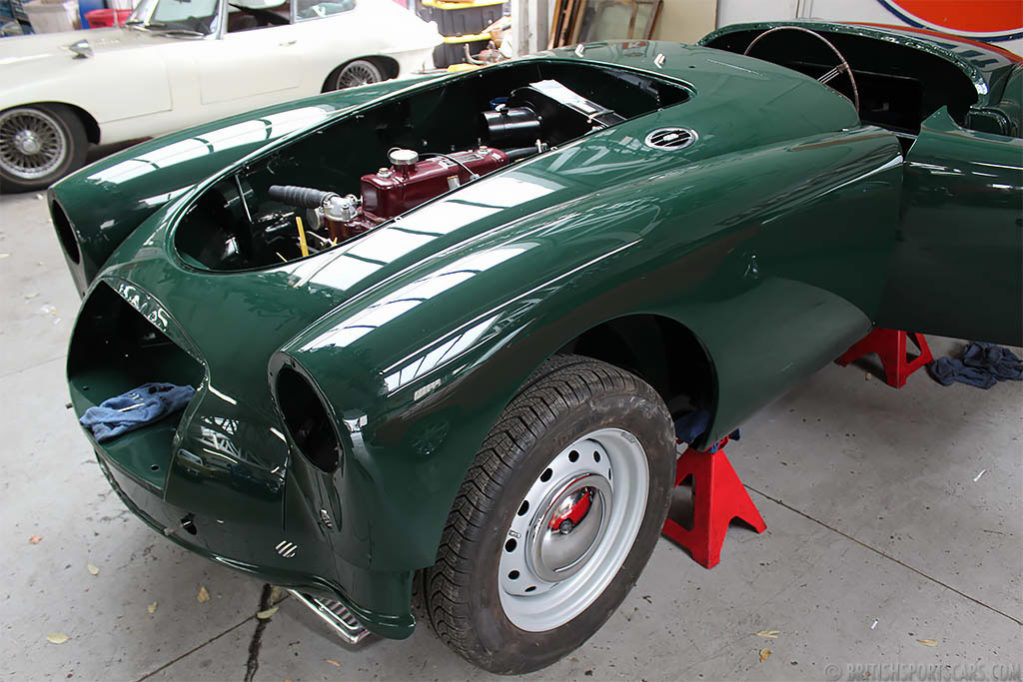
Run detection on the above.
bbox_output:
[25,0,79,32]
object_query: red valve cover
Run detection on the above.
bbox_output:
[360,148,509,221]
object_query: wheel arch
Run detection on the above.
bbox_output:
[60,102,101,145]
[321,55,400,92]
[557,313,719,429]
[2,101,102,144]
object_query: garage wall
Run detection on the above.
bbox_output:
[510,0,720,55]
[652,0,718,43]
[717,0,1023,55]
[515,0,1022,54]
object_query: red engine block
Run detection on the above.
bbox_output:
[362,147,509,221]
[324,147,510,239]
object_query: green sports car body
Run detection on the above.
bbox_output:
[50,20,1022,654]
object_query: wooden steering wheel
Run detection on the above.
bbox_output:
[743,26,860,113]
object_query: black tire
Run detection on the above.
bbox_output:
[424,354,675,674]
[328,59,385,91]
[0,104,88,192]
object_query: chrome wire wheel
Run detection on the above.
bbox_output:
[498,427,650,632]
[0,107,68,181]
[336,60,383,89]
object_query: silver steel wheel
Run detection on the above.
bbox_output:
[336,60,383,89]
[0,108,68,181]
[498,427,650,632]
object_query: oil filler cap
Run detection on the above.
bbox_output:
[388,148,419,167]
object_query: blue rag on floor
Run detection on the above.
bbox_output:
[79,382,195,442]
[927,342,1023,389]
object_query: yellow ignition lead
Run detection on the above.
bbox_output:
[296,216,309,258]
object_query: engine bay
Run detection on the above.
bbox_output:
[175,62,690,271]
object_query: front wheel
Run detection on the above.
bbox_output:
[425,355,675,674]
[0,104,88,192]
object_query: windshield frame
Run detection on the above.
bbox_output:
[126,0,226,39]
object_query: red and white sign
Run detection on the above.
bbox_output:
[877,0,1023,41]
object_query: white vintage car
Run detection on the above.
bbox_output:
[0,0,441,190]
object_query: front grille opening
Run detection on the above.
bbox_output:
[276,367,340,473]
[68,283,204,487]
[69,284,203,399]
[50,200,80,264]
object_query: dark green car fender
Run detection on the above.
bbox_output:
[269,124,902,585]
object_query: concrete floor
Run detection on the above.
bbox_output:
[1,188,1020,681]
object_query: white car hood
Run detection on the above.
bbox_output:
[0,28,174,67]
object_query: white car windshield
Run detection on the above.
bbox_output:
[126,0,222,36]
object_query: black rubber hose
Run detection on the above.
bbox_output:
[268,185,335,209]
[503,147,540,161]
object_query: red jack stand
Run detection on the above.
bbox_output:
[662,437,766,569]
[836,328,933,388]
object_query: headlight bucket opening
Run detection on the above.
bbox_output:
[50,199,81,265]
[275,365,341,473]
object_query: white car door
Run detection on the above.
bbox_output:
[193,2,304,107]
[293,0,402,79]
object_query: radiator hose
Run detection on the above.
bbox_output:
[268,185,337,208]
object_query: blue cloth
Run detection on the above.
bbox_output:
[674,410,710,444]
[674,409,739,451]
[80,382,195,442]
[927,342,1023,389]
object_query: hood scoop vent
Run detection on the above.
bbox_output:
[644,127,697,150]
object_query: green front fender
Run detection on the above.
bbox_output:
[270,124,901,580]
